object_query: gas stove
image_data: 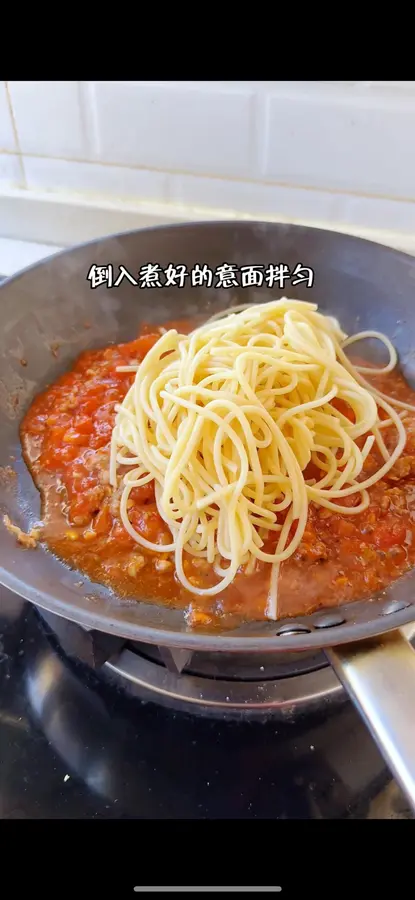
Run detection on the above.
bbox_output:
[0,584,413,820]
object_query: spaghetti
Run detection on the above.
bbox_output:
[109,298,413,619]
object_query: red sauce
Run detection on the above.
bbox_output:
[20,320,415,632]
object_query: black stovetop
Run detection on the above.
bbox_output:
[0,587,412,820]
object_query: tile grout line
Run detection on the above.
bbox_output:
[78,81,99,162]
[4,82,26,189]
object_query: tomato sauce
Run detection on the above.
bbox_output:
[20,320,415,632]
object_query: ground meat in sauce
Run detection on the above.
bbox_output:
[19,320,415,632]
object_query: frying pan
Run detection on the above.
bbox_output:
[1,220,415,810]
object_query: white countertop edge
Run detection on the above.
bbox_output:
[0,237,65,277]
[0,186,414,276]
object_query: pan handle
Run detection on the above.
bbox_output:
[326,628,415,815]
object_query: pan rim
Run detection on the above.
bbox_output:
[1,562,415,652]
[2,218,415,653]
[1,217,415,291]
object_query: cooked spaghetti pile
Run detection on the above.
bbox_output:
[109,298,411,618]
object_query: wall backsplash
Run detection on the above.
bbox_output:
[1,81,415,240]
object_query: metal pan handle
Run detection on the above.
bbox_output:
[326,628,415,814]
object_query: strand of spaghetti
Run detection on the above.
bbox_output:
[333,330,415,412]
[341,330,398,374]
[265,506,296,618]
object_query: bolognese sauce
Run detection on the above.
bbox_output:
[20,320,415,631]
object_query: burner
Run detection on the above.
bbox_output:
[37,607,346,720]
[104,643,344,720]
[1,590,413,818]
[37,608,415,725]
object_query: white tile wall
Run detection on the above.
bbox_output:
[7,81,87,159]
[262,87,415,198]
[91,81,256,177]
[1,81,415,235]
[0,153,22,187]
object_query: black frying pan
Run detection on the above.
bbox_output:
[1,221,415,809]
